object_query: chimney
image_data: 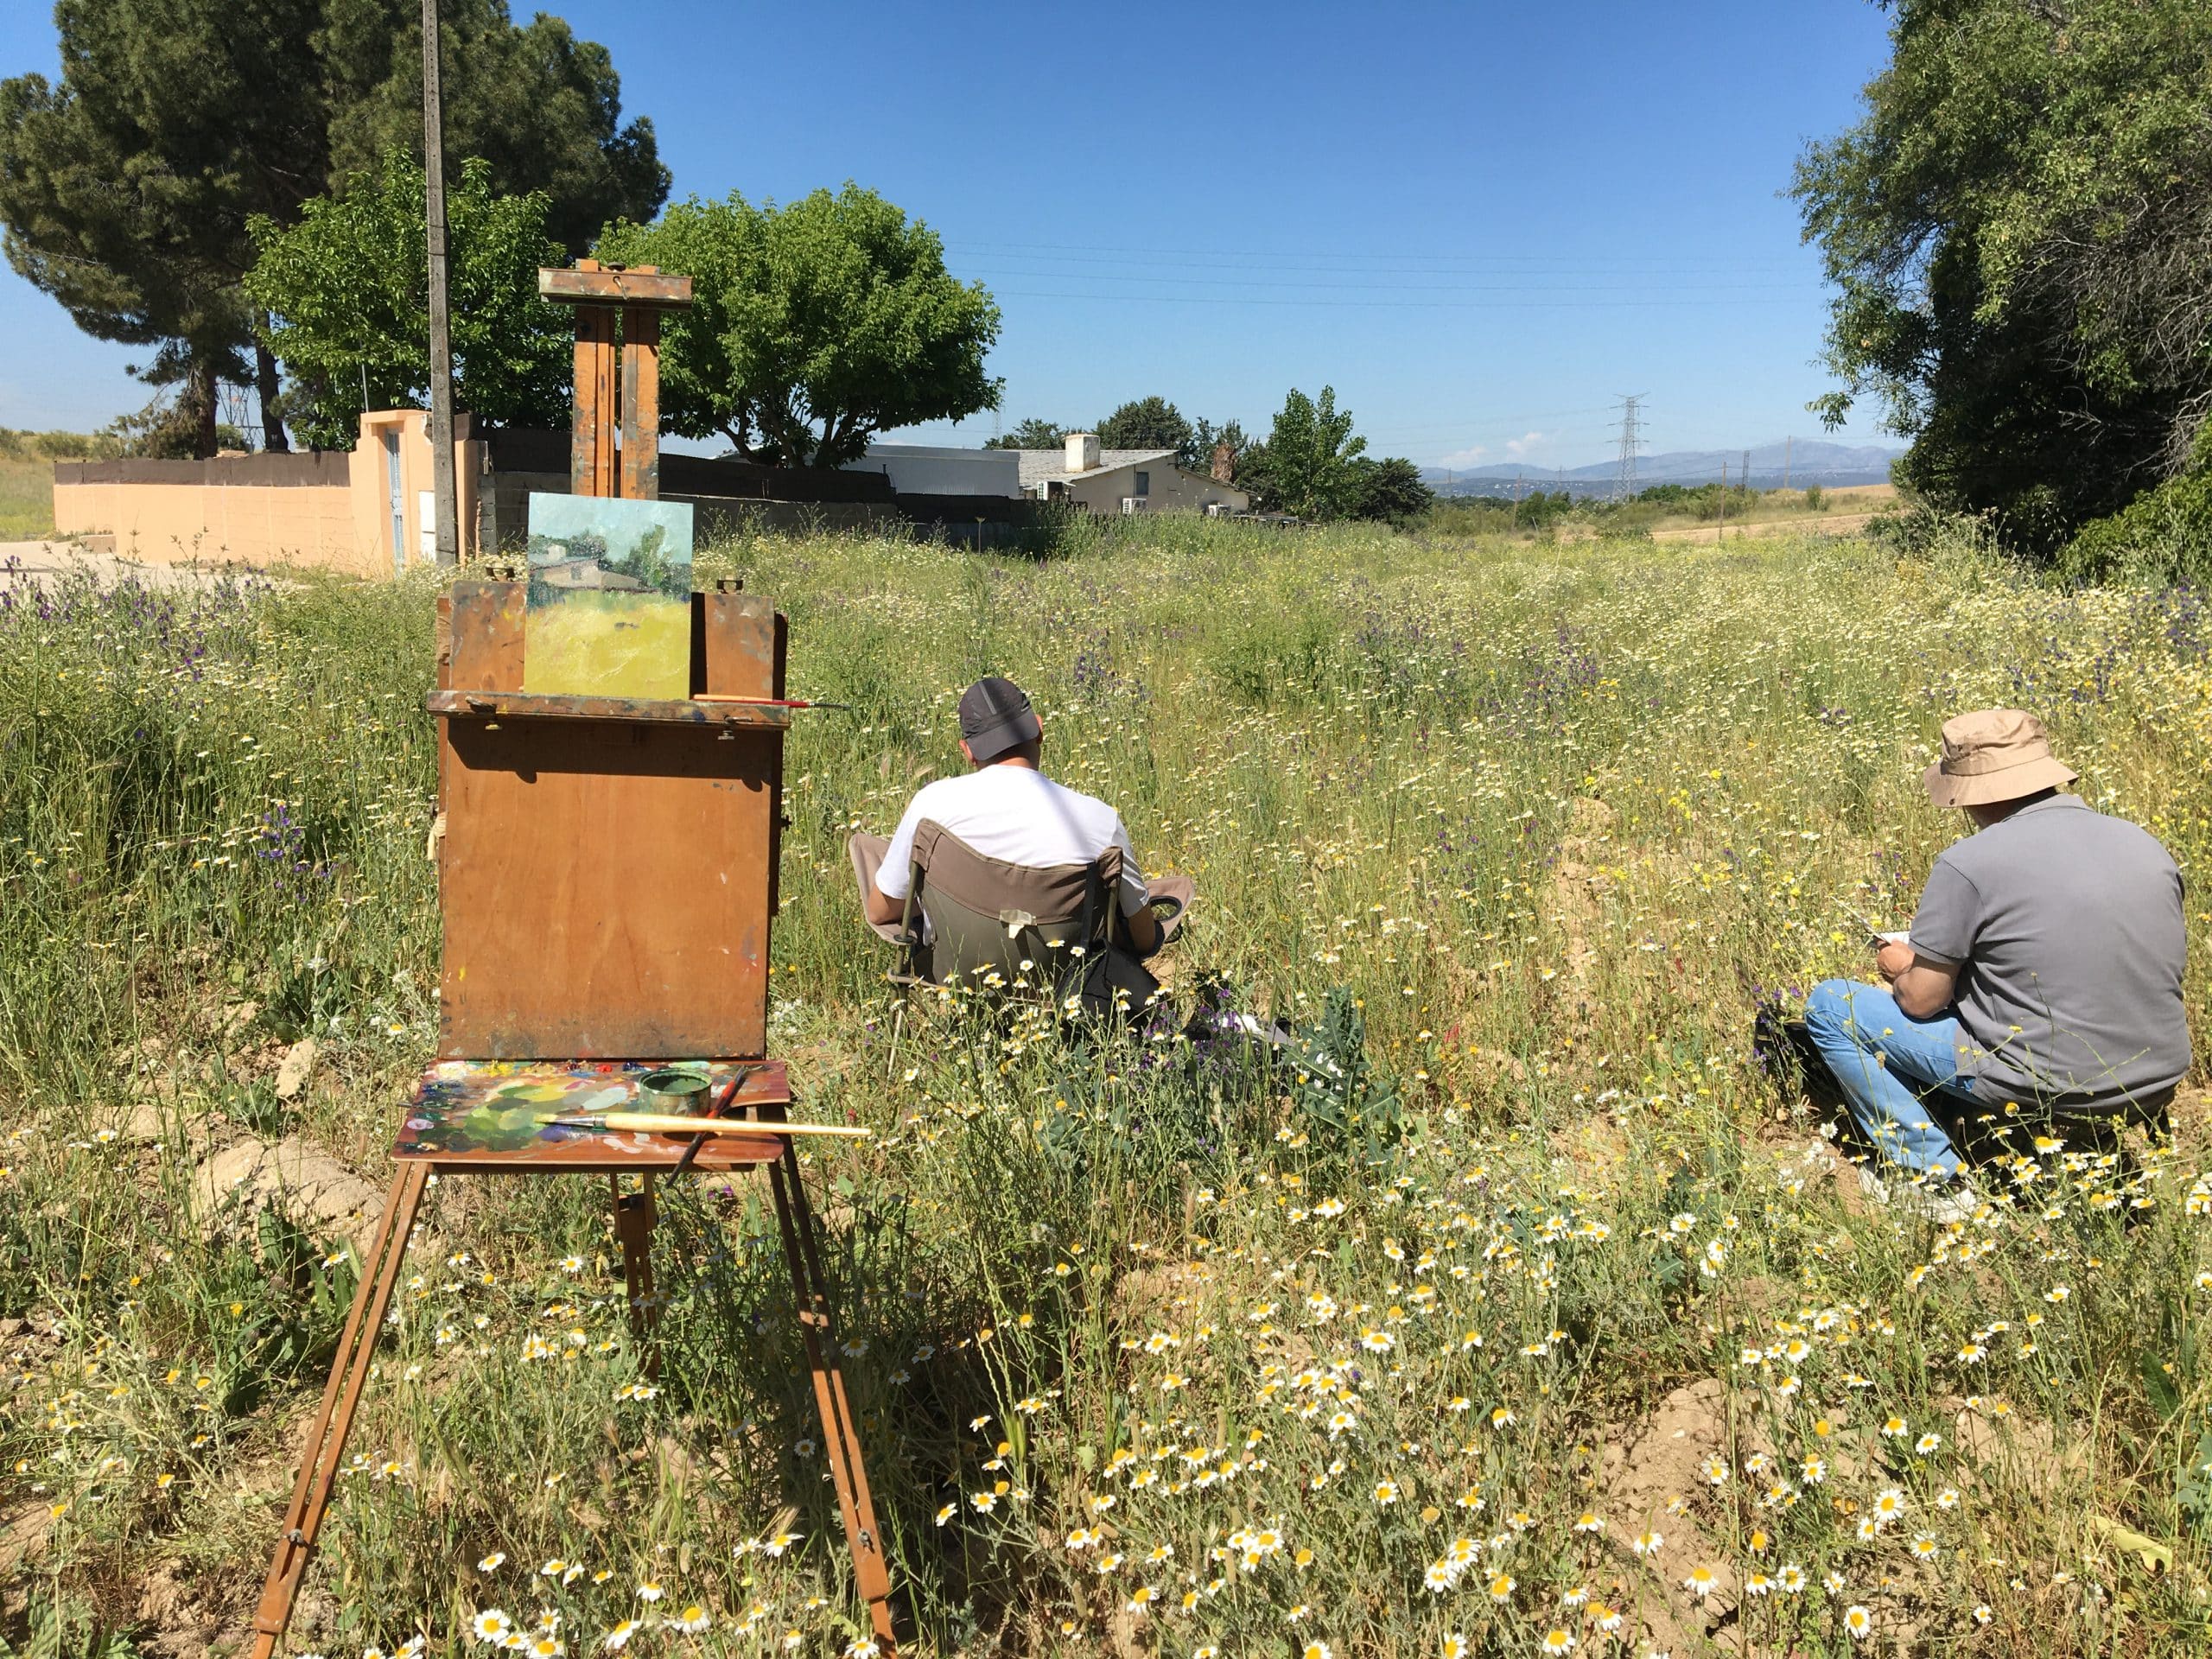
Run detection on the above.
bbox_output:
[1065,431,1100,474]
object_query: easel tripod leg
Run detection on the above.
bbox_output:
[769,1147,898,1653]
[613,1171,662,1376]
[248,1160,432,1659]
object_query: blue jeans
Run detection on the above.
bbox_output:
[1802,980,1977,1176]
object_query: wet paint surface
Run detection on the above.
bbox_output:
[393,1058,788,1167]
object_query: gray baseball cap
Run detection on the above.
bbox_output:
[958,676,1042,761]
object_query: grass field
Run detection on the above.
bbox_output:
[0,456,54,540]
[4,518,2212,1656]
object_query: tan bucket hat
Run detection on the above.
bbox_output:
[1923,709,2077,808]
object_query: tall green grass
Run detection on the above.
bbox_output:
[4,520,2212,1656]
[1,457,55,541]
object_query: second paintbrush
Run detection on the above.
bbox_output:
[541,1110,871,1139]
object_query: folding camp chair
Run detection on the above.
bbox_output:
[850,822,1182,1016]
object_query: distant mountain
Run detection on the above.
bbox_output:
[1424,438,1902,499]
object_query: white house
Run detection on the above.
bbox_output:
[842,443,1021,497]
[1017,432,1251,514]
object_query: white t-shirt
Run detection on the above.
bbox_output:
[875,765,1150,914]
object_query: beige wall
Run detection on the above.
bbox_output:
[54,479,368,571]
[51,411,486,575]
[1064,461,1249,515]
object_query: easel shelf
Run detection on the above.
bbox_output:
[427,688,792,728]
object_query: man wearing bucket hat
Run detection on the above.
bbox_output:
[1802,709,2189,1216]
[855,676,1192,952]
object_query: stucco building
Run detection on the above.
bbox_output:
[1016,432,1250,514]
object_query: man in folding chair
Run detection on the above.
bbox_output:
[849,677,1192,994]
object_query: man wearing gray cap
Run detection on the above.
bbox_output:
[1802,709,2190,1216]
[859,676,1187,954]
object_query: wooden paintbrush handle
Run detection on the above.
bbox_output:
[595,1112,869,1139]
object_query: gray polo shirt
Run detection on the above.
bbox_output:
[1909,794,2190,1106]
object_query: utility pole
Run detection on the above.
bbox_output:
[1782,435,1792,492]
[1719,456,1728,541]
[1611,393,1646,502]
[423,0,460,566]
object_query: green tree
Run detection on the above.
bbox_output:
[1793,0,2212,550]
[1347,455,1433,525]
[1186,416,1249,477]
[599,185,1002,468]
[1253,386,1366,519]
[1096,396,1192,458]
[0,0,664,457]
[320,1,669,257]
[245,150,571,450]
[986,417,1068,451]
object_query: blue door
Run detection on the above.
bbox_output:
[384,430,405,575]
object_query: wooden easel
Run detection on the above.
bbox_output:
[248,265,897,1656]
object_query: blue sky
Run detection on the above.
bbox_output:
[0,1,1897,471]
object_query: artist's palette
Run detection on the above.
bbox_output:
[394,1058,789,1169]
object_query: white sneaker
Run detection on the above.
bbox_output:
[1856,1163,1980,1223]
[1917,1182,1982,1225]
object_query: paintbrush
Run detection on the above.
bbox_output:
[693,695,853,710]
[671,1066,754,1177]
[541,1110,870,1140]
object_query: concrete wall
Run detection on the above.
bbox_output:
[1063,462,1249,515]
[844,444,1020,498]
[53,410,486,575]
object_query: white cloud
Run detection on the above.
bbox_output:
[1436,444,1488,468]
[1504,430,1546,458]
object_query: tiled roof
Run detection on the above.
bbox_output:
[1014,448,1179,486]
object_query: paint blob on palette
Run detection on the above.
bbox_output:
[522,493,694,699]
[393,1058,788,1168]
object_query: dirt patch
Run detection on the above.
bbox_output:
[1112,1260,1217,1330]
[1940,1397,2086,1503]
[1652,513,1878,545]
[192,1133,385,1251]
[0,1501,51,1578]
[1596,1378,1779,1650]
[136,1559,222,1659]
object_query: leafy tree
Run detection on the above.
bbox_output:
[986,418,1068,451]
[1186,416,1249,477]
[0,0,665,457]
[1096,396,1192,457]
[246,150,571,450]
[320,1,669,257]
[1794,0,2212,551]
[598,185,1002,468]
[1251,386,1366,519]
[1347,455,1433,525]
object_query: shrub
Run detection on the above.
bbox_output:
[2060,463,2212,586]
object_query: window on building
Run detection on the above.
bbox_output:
[1133,470,1150,496]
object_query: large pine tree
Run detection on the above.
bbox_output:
[0,0,668,454]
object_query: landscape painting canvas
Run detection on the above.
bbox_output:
[522,493,695,699]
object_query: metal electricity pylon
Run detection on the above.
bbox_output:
[1612,394,1647,502]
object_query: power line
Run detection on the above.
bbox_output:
[1612,394,1647,501]
[960,267,1818,297]
[987,289,1815,312]
[946,237,1811,272]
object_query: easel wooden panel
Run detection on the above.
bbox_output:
[434,582,785,1059]
[252,259,894,1659]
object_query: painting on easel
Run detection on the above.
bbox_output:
[522,493,695,698]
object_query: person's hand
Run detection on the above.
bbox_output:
[1875,939,1916,982]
